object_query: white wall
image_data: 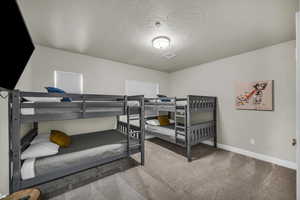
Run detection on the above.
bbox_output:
[169,41,296,163]
[0,45,169,195]
[23,45,169,135]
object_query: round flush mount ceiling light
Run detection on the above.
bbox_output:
[152,36,171,50]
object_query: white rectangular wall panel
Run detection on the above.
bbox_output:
[125,80,159,98]
[54,71,83,94]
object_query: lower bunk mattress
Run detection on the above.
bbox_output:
[145,124,185,143]
[21,130,139,180]
[119,117,215,145]
[119,117,185,143]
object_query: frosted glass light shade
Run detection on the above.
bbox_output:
[152,36,170,49]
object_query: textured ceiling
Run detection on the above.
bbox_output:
[18,0,298,72]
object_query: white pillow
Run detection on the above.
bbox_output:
[31,134,50,144]
[21,158,36,180]
[21,142,59,160]
[146,119,160,126]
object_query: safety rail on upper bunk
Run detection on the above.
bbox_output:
[144,95,216,112]
[10,90,143,124]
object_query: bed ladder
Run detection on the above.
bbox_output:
[126,106,141,150]
[174,105,187,145]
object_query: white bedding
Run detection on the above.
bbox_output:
[21,158,36,180]
[24,97,61,102]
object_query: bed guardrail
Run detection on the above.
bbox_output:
[20,91,125,101]
[144,95,216,113]
[15,91,128,123]
[118,121,141,140]
[189,121,216,146]
[188,95,216,112]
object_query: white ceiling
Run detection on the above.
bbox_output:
[18,0,298,72]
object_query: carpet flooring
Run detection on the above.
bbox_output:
[49,139,296,200]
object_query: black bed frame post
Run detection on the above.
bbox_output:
[8,91,12,193]
[125,96,130,157]
[116,115,120,131]
[213,97,217,148]
[9,90,21,193]
[33,122,38,132]
[140,96,145,165]
[186,96,192,162]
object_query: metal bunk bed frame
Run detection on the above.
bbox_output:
[8,90,145,193]
[118,95,217,162]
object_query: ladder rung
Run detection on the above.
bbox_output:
[176,125,185,129]
[129,144,141,148]
[176,131,185,135]
[130,131,140,134]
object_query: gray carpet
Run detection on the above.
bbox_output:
[49,139,296,200]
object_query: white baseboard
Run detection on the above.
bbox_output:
[201,141,296,170]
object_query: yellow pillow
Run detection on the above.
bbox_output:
[50,130,71,148]
[158,116,170,126]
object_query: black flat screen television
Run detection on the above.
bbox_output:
[1,0,35,90]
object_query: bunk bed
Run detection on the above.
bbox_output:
[118,95,217,162]
[8,90,145,193]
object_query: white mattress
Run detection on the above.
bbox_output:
[21,158,36,180]
[24,97,62,102]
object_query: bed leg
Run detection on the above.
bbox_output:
[213,97,217,149]
[141,152,145,166]
[214,136,217,148]
[187,145,192,162]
